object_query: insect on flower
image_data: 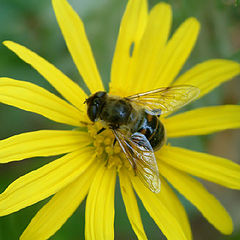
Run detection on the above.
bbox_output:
[85,86,200,193]
[0,0,240,239]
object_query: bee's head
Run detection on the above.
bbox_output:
[85,91,107,122]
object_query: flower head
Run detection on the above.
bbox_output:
[0,0,240,239]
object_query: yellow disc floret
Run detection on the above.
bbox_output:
[88,122,131,170]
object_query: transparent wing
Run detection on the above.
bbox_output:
[126,85,200,115]
[113,130,161,193]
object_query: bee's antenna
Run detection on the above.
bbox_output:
[97,127,106,135]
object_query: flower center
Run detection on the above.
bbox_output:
[87,122,131,170]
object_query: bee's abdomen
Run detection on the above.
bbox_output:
[136,111,165,151]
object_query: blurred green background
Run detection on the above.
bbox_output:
[0,0,239,239]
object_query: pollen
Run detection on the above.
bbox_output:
[87,122,128,170]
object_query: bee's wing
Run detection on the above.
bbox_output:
[126,85,200,115]
[113,130,161,193]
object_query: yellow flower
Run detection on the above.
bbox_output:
[0,0,240,239]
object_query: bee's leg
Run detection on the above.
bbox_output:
[80,120,90,126]
[113,138,117,147]
[133,162,137,176]
[104,158,109,167]
[97,127,106,135]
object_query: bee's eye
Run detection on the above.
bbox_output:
[93,99,100,105]
[87,105,98,122]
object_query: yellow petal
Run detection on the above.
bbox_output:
[153,18,200,87]
[0,130,91,163]
[131,175,188,240]
[157,146,240,189]
[3,41,87,111]
[165,105,240,137]
[159,162,233,235]
[157,177,192,240]
[0,78,83,126]
[174,59,240,99]
[85,164,116,240]
[126,3,172,95]
[119,168,147,240]
[0,147,95,216]
[20,161,99,240]
[52,0,104,93]
[110,0,148,95]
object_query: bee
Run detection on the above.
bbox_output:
[85,86,200,193]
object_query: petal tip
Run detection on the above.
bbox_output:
[237,63,240,73]
[184,17,201,33]
[2,40,18,50]
[190,17,200,27]
[221,218,233,235]
[151,2,172,18]
[156,2,172,9]
[2,40,11,47]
